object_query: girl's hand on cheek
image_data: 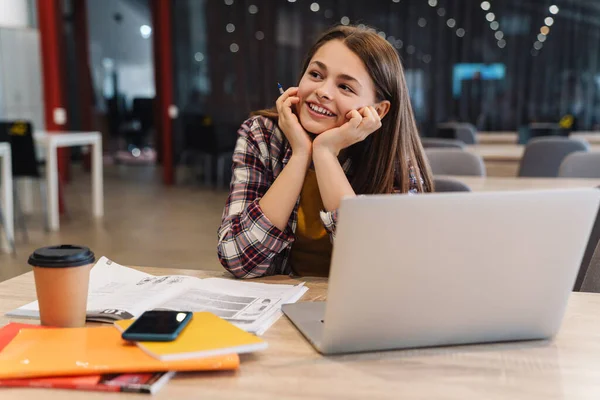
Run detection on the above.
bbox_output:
[313,106,382,156]
[276,87,313,158]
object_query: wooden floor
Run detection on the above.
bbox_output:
[0,165,230,283]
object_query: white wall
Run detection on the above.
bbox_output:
[0,1,43,129]
[0,0,29,28]
[0,27,45,130]
[119,64,155,100]
[87,0,155,108]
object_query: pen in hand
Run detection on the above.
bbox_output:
[277,82,284,95]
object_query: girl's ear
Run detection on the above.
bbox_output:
[375,101,391,120]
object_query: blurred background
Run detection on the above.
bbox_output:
[1,0,599,279]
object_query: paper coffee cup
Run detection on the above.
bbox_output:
[28,245,96,328]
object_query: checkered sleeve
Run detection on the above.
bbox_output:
[319,209,338,242]
[217,118,295,278]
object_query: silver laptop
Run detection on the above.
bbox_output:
[283,189,600,355]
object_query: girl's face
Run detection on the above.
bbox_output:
[297,40,379,134]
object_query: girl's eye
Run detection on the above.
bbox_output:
[340,84,354,93]
[309,71,322,79]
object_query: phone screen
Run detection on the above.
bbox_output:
[125,311,191,335]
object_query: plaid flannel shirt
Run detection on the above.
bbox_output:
[217,115,421,279]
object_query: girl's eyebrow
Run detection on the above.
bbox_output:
[309,60,363,89]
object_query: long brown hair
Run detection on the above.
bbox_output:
[253,25,433,194]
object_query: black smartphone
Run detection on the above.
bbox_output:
[121,310,193,342]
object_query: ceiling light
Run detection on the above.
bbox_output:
[140,25,152,38]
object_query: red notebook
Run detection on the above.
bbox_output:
[0,371,175,394]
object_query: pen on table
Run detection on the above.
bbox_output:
[277,82,284,95]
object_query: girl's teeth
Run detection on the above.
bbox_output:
[311,104,331,116]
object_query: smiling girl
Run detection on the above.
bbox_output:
[218,25,434,278]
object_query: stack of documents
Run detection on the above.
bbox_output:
[7,257,309,335]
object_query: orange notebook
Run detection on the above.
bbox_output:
[0,323,175,393]
[0,326,239,379]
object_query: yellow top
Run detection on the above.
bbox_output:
[290,168,333,277]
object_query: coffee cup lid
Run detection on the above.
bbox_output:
[28,245,95,268]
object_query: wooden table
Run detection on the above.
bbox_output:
[476,132,600,147]
[468,144,600,160]
[467,144,525,161]
[571,132,600,145]
[466,144,600,177]
[466,144,525,177]
[445,175,600,192]
[476,132,518,144]
[3,267,600,399]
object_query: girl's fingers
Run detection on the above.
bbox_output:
[281,87,299,100]
[345,109,363,128]
[361,106,374,121]
[368,106,381,121]
[276,87,299,108]
[282,97,300,112]
[355,107,373,132]
[361,106,382,132]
